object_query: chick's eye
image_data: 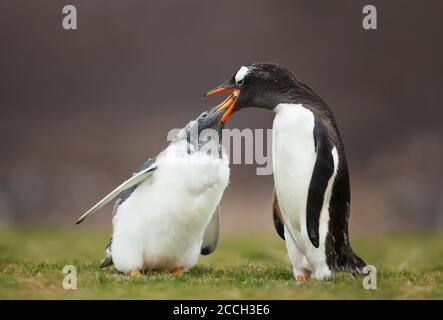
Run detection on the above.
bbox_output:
[236,79,244,86]
[200,112,208,119]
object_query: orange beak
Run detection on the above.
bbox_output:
[205,87,240,123]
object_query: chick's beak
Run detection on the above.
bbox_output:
[203,82,240,123]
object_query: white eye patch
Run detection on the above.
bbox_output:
[235,66,250,84]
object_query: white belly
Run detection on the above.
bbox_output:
[111,141,230,273]
[272,104,317,249]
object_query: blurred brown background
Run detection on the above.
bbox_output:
[0,0,442,232]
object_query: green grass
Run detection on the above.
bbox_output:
[0,226,442,299]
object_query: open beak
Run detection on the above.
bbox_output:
[203,83,240,123]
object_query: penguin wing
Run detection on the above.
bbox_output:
[200,205,220,255]
[306,119,335,248]
[76,158,157,224]
[118,157,157,205]
[272,188,285,240]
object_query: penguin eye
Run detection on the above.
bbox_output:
[236,79,244,86]
[200,112,208,119]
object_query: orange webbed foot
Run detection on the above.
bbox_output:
[296,274,309,282]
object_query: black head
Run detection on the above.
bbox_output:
[203,63,325,120]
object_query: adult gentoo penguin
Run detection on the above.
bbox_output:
[204,63,366,280]
[76,106,230,275]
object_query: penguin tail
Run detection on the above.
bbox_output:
[99,255,113,268]
[99,241,113,268]
[344,251,367,277]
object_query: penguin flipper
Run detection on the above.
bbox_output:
[76,161,157,224]
[119,157,157,205]
[200,205,220,255]
[306,119,334,248]
[272,189,285,240]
